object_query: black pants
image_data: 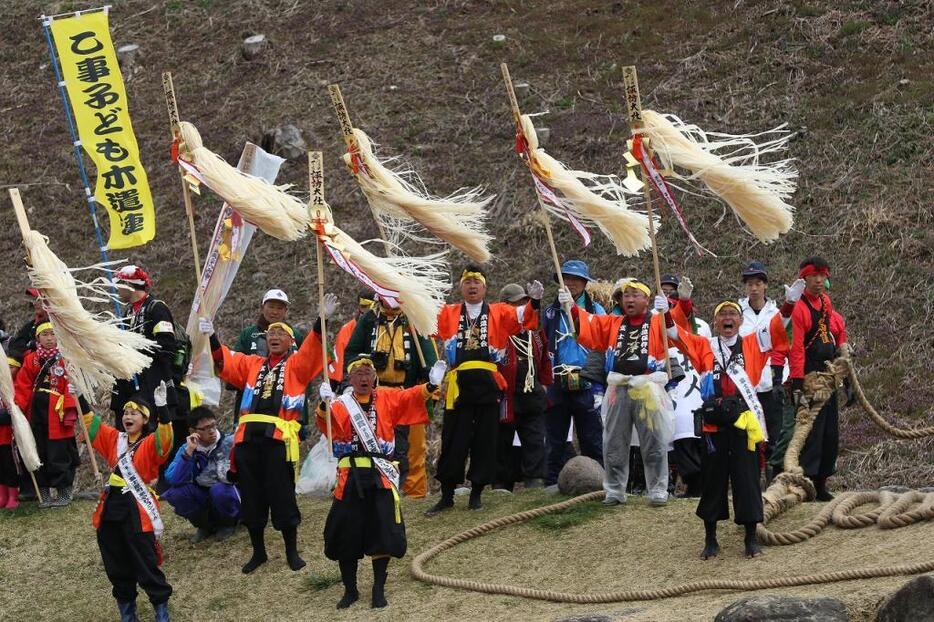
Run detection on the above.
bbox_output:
[758,390,784,463]
[696,427,763,524]
[544,387,604,484]
[97,520,172,605]
[393,425,410,486]
[436,401,499,487]
[800,393,839,480]
[671,437,703,494]
[35,437,79,488]
[0,445,17,487]
[234,438,300,530]
[323,467,406,560]
[496,389,547,488]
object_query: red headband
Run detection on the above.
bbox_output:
[116,265,153,289]
[799,264,830,279]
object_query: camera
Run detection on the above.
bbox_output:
[370,351,389,371]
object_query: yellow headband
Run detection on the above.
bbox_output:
[124,401,151,418]
[35,321,54,335]
[267,322,295,339]
[347,357,376,374]
[358,298,375,308]
[460,270,486,285]
[714,301,742,316]
[622,281,651,297]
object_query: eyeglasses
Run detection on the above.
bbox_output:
[194,423,217,432]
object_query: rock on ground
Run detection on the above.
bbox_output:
[714,595,848,621]
[876,574,934,622]
[558,456,605,495]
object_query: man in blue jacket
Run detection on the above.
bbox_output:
[543,260,606,485]
[161,407,240,543]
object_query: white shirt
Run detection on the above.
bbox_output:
[738,297,787,392]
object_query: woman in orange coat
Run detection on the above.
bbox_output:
[317,354,446,609]
[13,323,82,506]
[84,382,174,622]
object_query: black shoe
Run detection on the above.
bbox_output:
[701,541,720,560]
[371,557,389,608]
[282,526,306,571]
[815,478,834,502]
[424,496,454,517]
[744,523,762,558]
[468,488,483,510]
[337,558,359,609]
[241,527,268,574]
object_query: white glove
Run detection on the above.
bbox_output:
[593,392,604,410]
[677,276,693,300]
[557,287,573,307]
[198,317,214,335]
[428,360,447,386]
[153,381,168,407]
[527,280,544,301]
[653,295,670,313]
[323,292,339,318]
[319,382,335,402]
[784,278,806,303]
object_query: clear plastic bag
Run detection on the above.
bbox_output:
[295,436,337,496]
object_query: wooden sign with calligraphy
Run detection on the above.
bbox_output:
[327,84,355,145]
[622,66,644,127]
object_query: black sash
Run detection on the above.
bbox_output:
[455,302,491,366]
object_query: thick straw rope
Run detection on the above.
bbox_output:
[411,344,934,602]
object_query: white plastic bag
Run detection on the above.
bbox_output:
[295,436,337,496]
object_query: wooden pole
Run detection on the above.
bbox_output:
[328,83,431,367]
[162,72,203,284]
[622,66,672,378]
[8,188,103,488]
[500,63,571,324]
[308,151,333,455]
[75,393,102,489]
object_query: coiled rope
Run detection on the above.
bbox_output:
[411,345,934,602]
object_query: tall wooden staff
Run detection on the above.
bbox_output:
[622,66,671,377]
[500,63,572,325]
[308,152,333,455]
[326,84,432,370]
[9,188,102,489]
[162,72,203,284]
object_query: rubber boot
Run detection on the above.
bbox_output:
[337,558,359,609]
[116,600,138,622]
[0,484,8,507]
[424,483,455,517]
[51,485,73,507]
[744,522,762,558]
[815,477,834,502]
[468,485,483,510]
[38,487,53,508]
[700,520,719,560]
[371,556,389,608]
[154,601,170,622]
[4,487,19,510]
[282,526,306,571]
[241,527,268,574]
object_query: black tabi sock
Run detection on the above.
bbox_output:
[242,527,268,574]
[337,559,359,609]
[282,526,306,571]
[371,557,389,609]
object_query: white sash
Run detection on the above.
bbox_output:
[712,341,768,441]
[337,394,400,489]
[116,433,164,538]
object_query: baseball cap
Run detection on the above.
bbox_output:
[262,289,290,305]
[499,283,528,303]
[660,273,680,287]
[741,261,768,282]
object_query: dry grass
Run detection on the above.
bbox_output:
[0,491,931,621]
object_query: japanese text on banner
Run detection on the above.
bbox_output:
[50,11,155,249]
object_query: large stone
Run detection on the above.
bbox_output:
[262,125,306,160]
[714,595,848,621]
[876,574,934,621]
[241,34,267,60]
[558,456,604,495]
[116,44,141,80]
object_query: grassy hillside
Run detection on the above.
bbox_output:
[1,1,931,475]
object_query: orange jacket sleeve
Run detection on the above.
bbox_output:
[13,352,36,416]
[575,307,621,352]
[435,304,461,340]
[317,399,352,441]
[670,326,714,374]
[384,384,432,427]
[218,346,261,390]
[287,329,324,387]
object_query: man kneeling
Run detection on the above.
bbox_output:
[162,407,240,543]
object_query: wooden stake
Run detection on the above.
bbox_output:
[75,394,102,489]
[8,188,103,488]
[500,64,571,323]
[28,470,41,500]
[162,72,203,284]
[622,66,671,378]
[309,151,333,455]
[326,83,393,255]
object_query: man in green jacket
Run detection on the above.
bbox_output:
[343,299,437,491]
